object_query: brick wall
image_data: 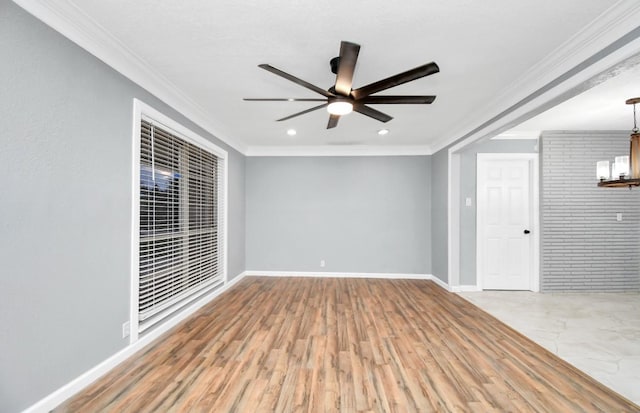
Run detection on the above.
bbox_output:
[541,131,640,291]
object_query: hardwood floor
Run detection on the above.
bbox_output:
[54,277,640,412]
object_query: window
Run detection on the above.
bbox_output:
[132,102,226,336]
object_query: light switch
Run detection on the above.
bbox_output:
[465,197,472,207]
[616,213,623,222]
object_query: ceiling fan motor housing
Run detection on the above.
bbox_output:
[330,56,340,74]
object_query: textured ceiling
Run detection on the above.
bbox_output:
[25,0,640,152]
[508,61,640,134]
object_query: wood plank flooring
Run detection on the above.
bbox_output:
[54,277,640,412]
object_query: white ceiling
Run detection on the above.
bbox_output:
[18,0,640,153]
[504,60,640,136]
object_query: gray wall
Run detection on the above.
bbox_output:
[541,131,640,291]
[430,148,448,282]
[227,150,246,280]
[458,139,538,285]
[246,156,431,274]
[0,2,245,411]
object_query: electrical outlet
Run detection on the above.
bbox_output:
[122,321,130,338]
[320,260,325,268]
[465,197,472,206]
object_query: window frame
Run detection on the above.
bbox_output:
[130,99,228,342]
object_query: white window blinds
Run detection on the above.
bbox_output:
[138,118,224,331]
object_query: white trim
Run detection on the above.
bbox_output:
[443,36,640,156]
[475,153,540,292]
[129,101,142,343]
[430,0,640,153]
[428,274,451,291]
[244,270,430,279]
[12,1,640,157]
[531,154,541,293]
[130,99,228,340]
[12,0,247,155]
[23,269,457,412]
[447,153,461,288]
[243,270,451,291]
[450,285,481,293]
[221,158,229,285]
[446,35,640,296]
[136,100,228,159]
[245,145,433,157]
[22,271,248,413]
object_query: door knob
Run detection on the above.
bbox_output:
[524,229,530,234]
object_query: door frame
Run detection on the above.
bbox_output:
[476,153,540,292]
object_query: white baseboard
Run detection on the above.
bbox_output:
[22,271,248,413]
[244,270,452,291]
[428,275,451,291]
[451,285,481,292]
[244,270,430,279]
[24,270,454,412]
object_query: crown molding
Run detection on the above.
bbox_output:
[430,0,640,153]
[13,0,640,157]
[245,144,433,157]
[12,0,248,155]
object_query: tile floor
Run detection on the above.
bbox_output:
[458,291,640,406]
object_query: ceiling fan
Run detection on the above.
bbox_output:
[244,41,439,129]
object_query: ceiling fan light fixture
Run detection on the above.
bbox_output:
[327,100,353,116]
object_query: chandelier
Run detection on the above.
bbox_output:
[597,97,640,188]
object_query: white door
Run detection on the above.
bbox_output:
[477,154,537,290]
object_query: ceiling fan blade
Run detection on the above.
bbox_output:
[351,62,440,100]
[244,98,327,102]
[327,114,340,129]
[334,41,360,96]
[258,64,334,98]
[276,103,328,121]
[359,95,436,104]
[354,104,393,123]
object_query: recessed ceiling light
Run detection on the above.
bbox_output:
[378,129,389,135]
[286,128,297,136]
